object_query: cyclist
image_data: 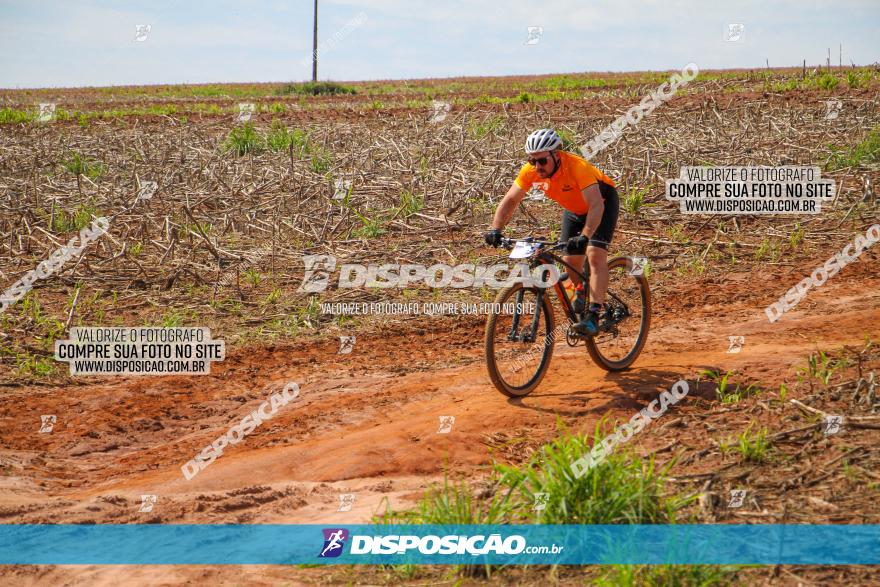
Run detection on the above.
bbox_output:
[485,128,620,336]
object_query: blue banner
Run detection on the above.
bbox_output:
[1,524,878,565]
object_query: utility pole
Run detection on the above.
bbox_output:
[312,0,318,82]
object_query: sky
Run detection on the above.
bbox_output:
[1,0,878,88]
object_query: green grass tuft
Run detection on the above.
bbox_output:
[827,125,880,170]
[543,76,608,91]
[397,190,424,216]
[469,115,505,139]
[816,73,840,90]
[557,128,579,151]
[720,423,771,463]
[351,209,385,238]
[266,121,309,153]
[275,81,356,96]
[224,123,266,156]
[736,424,771,463]
[495,424,688,524]
[0,108,33,124]
[49,200,101,232]
[700,369,761,404]
[622,187,652,217]
[60,152,106,180]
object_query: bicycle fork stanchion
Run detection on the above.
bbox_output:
[524,289,543,344]
[507,287,540,344]
[507,288,526,341]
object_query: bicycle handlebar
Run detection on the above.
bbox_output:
[498,236,566,251]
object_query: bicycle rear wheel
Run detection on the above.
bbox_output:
[484,283,556,397]
[585,256,651,371]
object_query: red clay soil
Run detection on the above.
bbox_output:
[1,243,878,585]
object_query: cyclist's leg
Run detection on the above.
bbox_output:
[586,183,620,307]
[587,246,609,303]
[559,209,587,287]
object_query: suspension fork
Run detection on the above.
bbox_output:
[506,286,544,343]
[506,260,555,343]
[524,287,544,343]
[507,288,526,340]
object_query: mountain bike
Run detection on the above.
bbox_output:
[484,237,651,397]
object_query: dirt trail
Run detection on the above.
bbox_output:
[0,262,877,587]
[2,253,878,532]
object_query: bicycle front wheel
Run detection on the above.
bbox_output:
[484,283,556,397]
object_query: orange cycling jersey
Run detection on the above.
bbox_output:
[514,151,616,215]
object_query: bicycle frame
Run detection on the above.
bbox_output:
[534,248,588,324]
[506,239,634,334]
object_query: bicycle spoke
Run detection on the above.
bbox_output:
[485,285,555,396]
[586,259,651,370]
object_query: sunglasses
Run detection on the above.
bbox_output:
[528,156,549,166]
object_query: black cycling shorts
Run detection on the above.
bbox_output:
[559,181,619,252]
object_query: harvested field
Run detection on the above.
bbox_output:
[1,65,879,585]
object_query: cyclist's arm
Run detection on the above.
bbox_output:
[491,183,527,230]
[580,184,604,239]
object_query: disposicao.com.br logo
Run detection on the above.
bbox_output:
[298,255,559,292]
[319,528,350,558]
[318,529,563,557]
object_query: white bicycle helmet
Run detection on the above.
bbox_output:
[524,128,563,154]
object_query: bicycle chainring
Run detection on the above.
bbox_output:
[565,325,585,346]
